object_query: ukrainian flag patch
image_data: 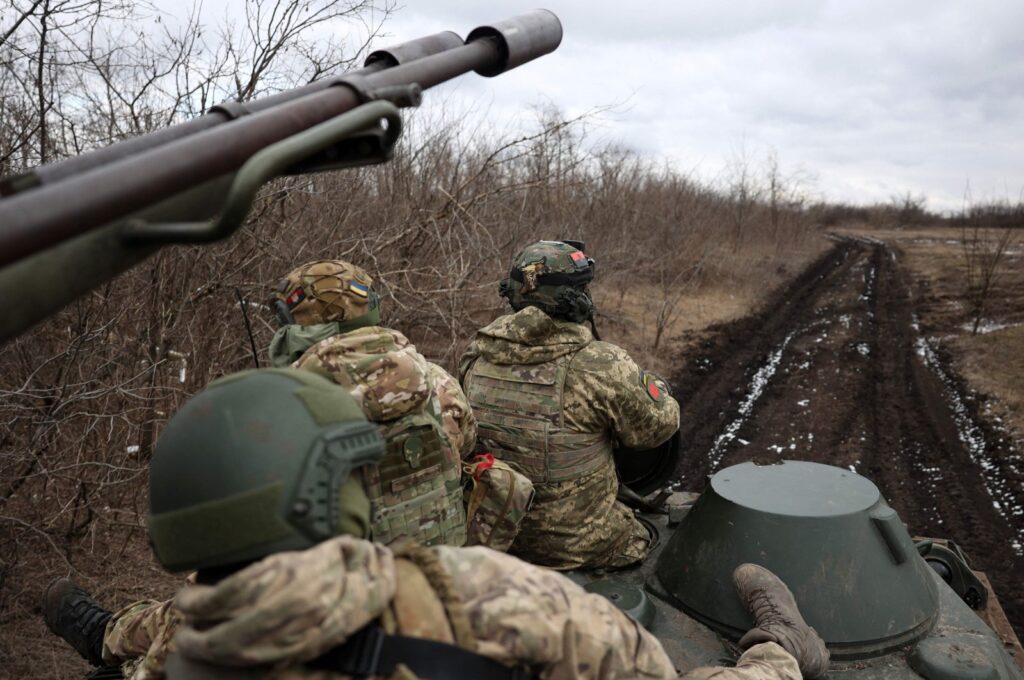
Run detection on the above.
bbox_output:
[349,282,370,298]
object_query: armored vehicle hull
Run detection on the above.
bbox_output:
[584,460,1024,678]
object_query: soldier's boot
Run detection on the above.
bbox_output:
[733,563,829,679]
[43,578,112,667]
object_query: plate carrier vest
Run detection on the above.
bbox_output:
[464,354,613,484]
[357,400,467,546]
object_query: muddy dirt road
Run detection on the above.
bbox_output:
[670,237,1024,637]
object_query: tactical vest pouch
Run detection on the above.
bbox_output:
[463,454,535,551]
[361,413,467,546]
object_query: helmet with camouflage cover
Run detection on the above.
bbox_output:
[499,240,596,323]
[147,368,385,573]
[273,260,381,328]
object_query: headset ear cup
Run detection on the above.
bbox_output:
[498,278,513,301]
[581,288,596,319]
[552,287,593,323]
[573,289,594,322]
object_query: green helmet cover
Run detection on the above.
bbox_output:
[148,368,385,573]
[499,240,596,322]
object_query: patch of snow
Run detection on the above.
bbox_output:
[127,445,140,454]
[169,349,189,384]
[705,330,799,470]
[797,399,809,407]
[859,263,876,304]
[960,320,1023,335]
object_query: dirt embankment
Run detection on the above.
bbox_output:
[670,237,1024,639]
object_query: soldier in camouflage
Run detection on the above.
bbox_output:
[268,259,474,547]
[42,262,475,679]
[460,241,680,570]
[44,370,827,679]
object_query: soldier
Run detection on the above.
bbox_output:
[268,259,474,547]
[460,240,680,570]
[43,369,828,680]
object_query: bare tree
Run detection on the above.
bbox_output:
[889,190,927,229]
[724,142,762,251]
[0,0,394,173]
[960,188,1020,335]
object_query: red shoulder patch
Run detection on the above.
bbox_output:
[641,371,662,401]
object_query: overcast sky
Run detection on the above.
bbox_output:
[370,1,1023,211]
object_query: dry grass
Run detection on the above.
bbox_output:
[592,241,827,377]
[950,326,1024,447]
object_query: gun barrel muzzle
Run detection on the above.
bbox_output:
[466,9,563,77]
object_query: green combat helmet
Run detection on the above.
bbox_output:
[148,368,385,574]
[499,240,596,324]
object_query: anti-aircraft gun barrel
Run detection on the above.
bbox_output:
[0,31,465,192]
[0,10,562,343]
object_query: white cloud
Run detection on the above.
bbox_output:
[377,0,1024,210]
[150,0,1024,211]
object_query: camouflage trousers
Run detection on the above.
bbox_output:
[102,598,182,680]
[681,643,801,680]
[510,461,649,570]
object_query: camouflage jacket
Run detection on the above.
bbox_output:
[290,326,476,546]
[164,535,676,679]
[459,307,679,569]
[103,539,800,680]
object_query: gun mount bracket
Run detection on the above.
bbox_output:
[328,75,423,109]
[119,100,403,245]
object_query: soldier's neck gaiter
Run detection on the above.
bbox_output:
[268,311,382,368]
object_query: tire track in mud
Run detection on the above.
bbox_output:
[670,237,1024,638]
